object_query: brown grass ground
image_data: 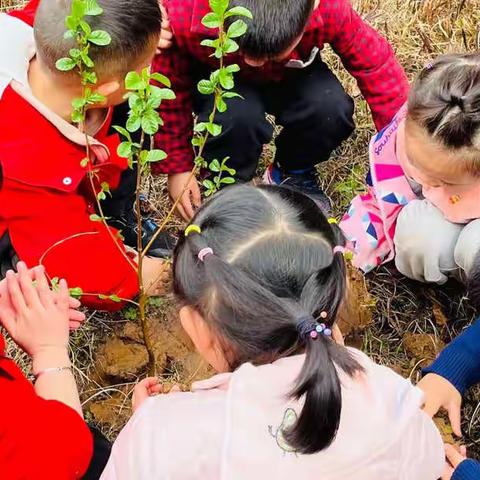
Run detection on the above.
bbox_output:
[2,0,480,458]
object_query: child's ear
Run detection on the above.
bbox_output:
[95,80,121,102]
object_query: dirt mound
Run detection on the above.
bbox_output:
[402,333,445,368]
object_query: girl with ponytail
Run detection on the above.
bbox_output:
[102,185,443,480]
[342,53,480,297]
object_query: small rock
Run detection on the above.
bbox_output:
[403,333,445,368]
[97,337,148,380]
[432,303,448,327]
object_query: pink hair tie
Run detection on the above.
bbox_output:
[198,247,214,262]
[333,246,346,255]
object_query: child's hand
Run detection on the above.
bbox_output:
[132,377,163,412]
[417,373,463,437]
[0,263,70,360]
[142,257,171,296]
[157,2,173,53]
[0,264,86,331]
[442,444,467,480]
[168,172,202,221]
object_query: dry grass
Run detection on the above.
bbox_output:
[2,0,480,456]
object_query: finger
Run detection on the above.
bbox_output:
[17,262,41,309]
[422,399,441,418]
[176,202,188,221]
[148,384,163,395]
[69,321,83,331]
[448,404,463,437]
[34,266,54,308]
[57,279,70,312]
[6,270,27,313]
[460,445,467,457]
[445,444,465,467]
[160,28,173,40]
[191,181,202,209]
[441,464,454,480]
[182,196,195,220]
[68,309,86,323]
[68,297,81,309]
[142,377,160,389]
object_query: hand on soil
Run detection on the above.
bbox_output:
[168,172,202,221]
[132,377,163,412]
[418,373,462,437]
[0,262,70,359]
[143,257,171,296]
[157,2,173,53]
[442,444,467,480]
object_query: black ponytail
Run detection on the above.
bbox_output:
[173,184,363,454]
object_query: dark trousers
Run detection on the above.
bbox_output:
[194,58,355,182]
[82,426,112,480]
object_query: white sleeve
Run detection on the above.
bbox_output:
[398,409,445,480]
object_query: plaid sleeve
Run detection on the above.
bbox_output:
[323,0,409,130]
[151,45,195,175]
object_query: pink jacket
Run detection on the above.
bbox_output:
[340,106,416,272]
[101,349,443,480]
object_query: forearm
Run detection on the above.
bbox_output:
[32,347,83,418]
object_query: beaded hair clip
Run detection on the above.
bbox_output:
[296,312,332,340]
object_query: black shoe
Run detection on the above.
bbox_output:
[264,164,332,215]
[116,196,177,258]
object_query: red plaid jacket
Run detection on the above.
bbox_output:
[153,0,409,175]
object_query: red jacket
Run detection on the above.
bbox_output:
[1,4,139,310]
[152,0,409,174]
[0,334,93,479]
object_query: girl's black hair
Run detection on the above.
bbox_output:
[173,184,362,454]
[408,53,480,175]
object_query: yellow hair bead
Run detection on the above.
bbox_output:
[328,218,338,225]
[185,224,202,237]
[449,195,461,205]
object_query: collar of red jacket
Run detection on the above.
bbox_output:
[190,0,323,36]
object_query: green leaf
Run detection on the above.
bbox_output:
[209,159,221,172]
[88,30,112,46]
[192,137,202,147]
[113,125,132,141]
[79,20,92,36]
[125,71,146,91]
[83,71,98,85]
[220,176,236,184]
[87,92,106,104]
[157,88,176,100]
[72,97,86,109]
[216,96,227,113]
[227,19,248,38]
[71,0,86,19]
[84,0,103,16]
[218,70,234,90]
[200,39,216,49]
[69,287,83,299]
[222,91,242,99]
[56,57,76,72]
[117,142,132,158]
[128,93,143,112]
[90,214,102,222]
[50,277,60,291]
[101,182,111,194]
[202,179,216,190]
[141,110,160,135]
[71,110,84,124]
[150,72,171,87]
[146,149,167,162]
[209,0,228,15]
[126,115,141,133]
[226,64,240,73]
[80,158,89,168]
[194,122,207,133]
[205,122,222,136]
[69,48,81,59]
[201,12,221,29]
[197,79,215,95]
[109,294,122,303]
[225,6,253,19]
[80,51,94,68]
[123,306,138,320]
[65,15,78,31]
[97,191,106,201]
[64,30,76,40]
[223,38,239,54]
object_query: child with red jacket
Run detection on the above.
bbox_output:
[153,0,409,219]
[0,0,169,311]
